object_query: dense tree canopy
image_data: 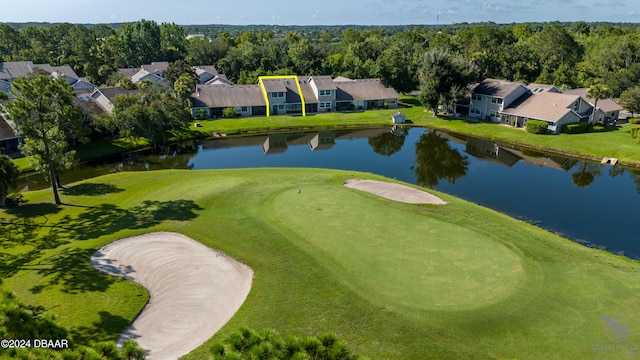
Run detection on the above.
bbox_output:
[2,21,640,97]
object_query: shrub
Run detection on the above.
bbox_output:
[591,124,606,132]
[630,126,640,139]
[193,108,209,120]
[5,193,23,208]
[222,107,239,118]
[563,122,589,134]
[525,120,549,134]
[629,118,640,124]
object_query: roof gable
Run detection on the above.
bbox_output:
[563,88,623,112]
[502,92,582,122]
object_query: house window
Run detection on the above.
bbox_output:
[491,97,503,104]
[271,92,284,98]
[472,94,482,101]
[489,110,498,118]
[319,102,331,108]
[241,106,248,112]
[319,90,326,96]
[470,107,481,115]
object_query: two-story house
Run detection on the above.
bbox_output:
[190,75,398,119]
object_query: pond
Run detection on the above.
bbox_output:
[17,126,640,259]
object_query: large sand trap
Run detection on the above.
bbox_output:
[344,179,446,205]
[90,232,253,360]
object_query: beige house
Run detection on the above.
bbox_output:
[455,78,607,134]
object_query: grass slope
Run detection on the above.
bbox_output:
[1,168,639,359]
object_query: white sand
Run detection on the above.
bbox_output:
[344,179,446,205]
[90,232,253,360]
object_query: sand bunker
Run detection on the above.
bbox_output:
[91,232,253,360]
[344,179,446,205]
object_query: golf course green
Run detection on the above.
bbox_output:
[1,168,640,359]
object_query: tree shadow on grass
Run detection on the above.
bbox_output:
[26,199,202,294]
[70,311,133,345]
[6,202,62,218]
[34,248,118,294]
[2,198,202,295]
[54,199,203,241]
[62,183,125,196]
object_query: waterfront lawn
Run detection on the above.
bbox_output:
[2,168,640,359]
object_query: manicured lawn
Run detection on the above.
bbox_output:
[2,168,639,359]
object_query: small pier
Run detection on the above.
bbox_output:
[601,157,618,165]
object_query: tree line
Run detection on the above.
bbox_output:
[2,20,640,95]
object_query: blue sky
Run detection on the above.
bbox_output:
[1,0,638,25]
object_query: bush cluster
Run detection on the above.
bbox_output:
[222,107,239,118]
[630,126,640,139]
[525,120,549,134]
[628,118,640,124]
[562,122,589,134]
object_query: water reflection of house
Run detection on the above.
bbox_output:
[435,130,578,171]
[465,137,520,167]
[202,128,387,154]
[262,133,289,154]
[509,148,578,171]
[309,131,335,151]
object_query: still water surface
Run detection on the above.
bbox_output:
[19,127,640,258]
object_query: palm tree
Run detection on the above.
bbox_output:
[587,81,611,125]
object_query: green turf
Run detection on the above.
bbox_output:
[1,168,640,359]
[268,184,524,311]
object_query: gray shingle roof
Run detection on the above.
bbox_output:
[309,75,337,90]
[141,62,169,73]
[334,78,398,101]
[0,61,36,80]
[563,88,623,113]
[261,79,288,93]
[501,92,581,122]
[191,84,265,108]
[473,78,526,98]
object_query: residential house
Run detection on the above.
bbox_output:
[190,75,398,119]
[122,62,229,85]
[333,77,398,111]
[0,61,95,99]
[89,87,139,114]
[501,91,591,134]
[455,78,529,122]
[455,78,595,134]
[563,88,623,123]
[0,113,19,155]
[191,84,266,118]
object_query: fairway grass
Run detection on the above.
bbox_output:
[1,168,640,359]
